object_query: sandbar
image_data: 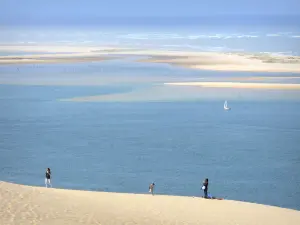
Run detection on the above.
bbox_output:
[164,82,300,89]
[139,53,300,73]
[1,45,300,73]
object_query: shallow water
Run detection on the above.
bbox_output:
[0,82,299,210]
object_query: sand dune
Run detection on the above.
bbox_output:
[1,181,300,225]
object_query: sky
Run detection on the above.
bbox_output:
[1,0,300,25]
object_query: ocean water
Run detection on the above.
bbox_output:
[1,16,300,55]
[1,16,300,210]
[0,82,300,210]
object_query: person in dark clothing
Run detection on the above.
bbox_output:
[45,168,52,188]
[202,178,208,198]
[149,182,155,195]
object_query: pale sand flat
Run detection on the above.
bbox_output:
[1,45,300,73]
[190,64,300,73]
[140,54,300,73]
[222,77,300,81]
[164,82,300,89]
[1,181,299,225]
[0,56,118,65]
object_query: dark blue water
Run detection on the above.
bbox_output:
[0,84,299,210]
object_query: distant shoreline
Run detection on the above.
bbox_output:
[1,45,300,73]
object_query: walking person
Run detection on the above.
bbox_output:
[202,178,208,198]
[45,168,52,188]
[149,182,155,195]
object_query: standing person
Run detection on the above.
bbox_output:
[45,168,52,188]
[202,178,208,198]
[149,182,155,195]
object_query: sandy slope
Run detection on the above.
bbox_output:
[1,181,299,225]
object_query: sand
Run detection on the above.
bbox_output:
[135,51,300,73]
[1,45,300,73]
[1,181,299,225]
[164,82,300,89]
[0,53,118,65]
[220,76,300,81]
[139,53,300,73]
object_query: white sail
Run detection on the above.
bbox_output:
[224,100,230,110]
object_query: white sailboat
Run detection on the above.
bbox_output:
[224,100,231,110]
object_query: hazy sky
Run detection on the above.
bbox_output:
[1,0,299,25]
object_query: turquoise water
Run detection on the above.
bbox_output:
[0,82,300,210]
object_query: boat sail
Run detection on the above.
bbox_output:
[224,100,230,110]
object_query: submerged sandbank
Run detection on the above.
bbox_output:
[1,181,299,225]
[60,84,300,102]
